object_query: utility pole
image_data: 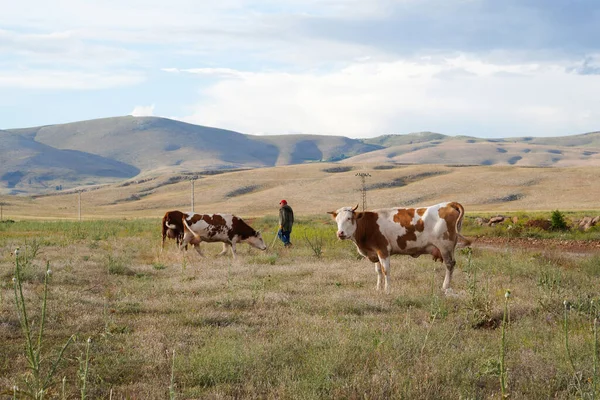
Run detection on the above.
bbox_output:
[355,172,371,211]
[191,179,195,213]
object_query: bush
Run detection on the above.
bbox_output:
[550,210,569,231]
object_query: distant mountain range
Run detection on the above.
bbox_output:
[1,116,599,194]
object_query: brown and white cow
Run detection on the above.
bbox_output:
[328,202,470,293]
[162,210,187,250]
[181,213,267,258]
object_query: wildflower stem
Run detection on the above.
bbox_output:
[169,349,176,400]
[36,262,51,369]
[80,338,91,400]
[564,301,584,398]
[13,251,39,383]
[594,318,598,400]
[500,290,511,398]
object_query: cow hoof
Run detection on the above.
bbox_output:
[443,288,458,297]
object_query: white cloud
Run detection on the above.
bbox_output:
[179,56,600,138]
[0,70,145,89]
[3,0,600,134]
[163,67,247,79]
[130,104,156,117]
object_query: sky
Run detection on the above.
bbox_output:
[1,0,599,138]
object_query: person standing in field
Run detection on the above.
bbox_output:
[278,199,294,247]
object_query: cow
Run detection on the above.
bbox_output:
[328,202,470,294]
[181,213,267,258]
[162,210,187,250]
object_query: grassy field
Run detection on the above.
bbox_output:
[1,216,600,399]
[3,163,600,221]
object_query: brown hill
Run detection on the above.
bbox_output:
[3,116,600,195]
[2,163,599,220]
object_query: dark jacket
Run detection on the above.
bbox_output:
[279,205,294,232]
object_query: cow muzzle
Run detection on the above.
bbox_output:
[337,231,347,240]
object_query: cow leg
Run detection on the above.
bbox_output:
[441,250,456,291]
[377,255,391,294]
[217,243,229,256]
[192,243,205,257]
[230,242,237,259]
[374,262,383,291]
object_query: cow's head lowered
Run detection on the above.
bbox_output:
[327,204,359,240]
[245,231,267,250]
[230,216,267,251]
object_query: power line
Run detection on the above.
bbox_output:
[355,173,371,211]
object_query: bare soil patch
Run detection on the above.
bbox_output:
[472,236,600,254]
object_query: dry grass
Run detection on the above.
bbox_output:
[1,219,600,399]
[3,164,600,221]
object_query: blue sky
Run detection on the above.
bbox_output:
[1,0,599,138]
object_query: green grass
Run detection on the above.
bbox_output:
[1,218,600,398]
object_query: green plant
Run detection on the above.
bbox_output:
[551,210,569,231]
[563,300,584,398]
[169,349,177,400]
[106,255,134,276]
[500,289,511,398]
[463,248,492,327]
[7,251,74,399]
[594,316,598,400]
[78,338,92,400]
[303,231,324,258]
[152,262,167,270]
[536,269,564,312]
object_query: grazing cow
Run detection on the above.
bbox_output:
[181,213,267,258]
[328,202,470,293]
[162,210,187,250]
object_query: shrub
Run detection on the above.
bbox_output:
[551,210,569,231]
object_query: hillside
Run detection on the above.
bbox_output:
[345,136,600,167]
[3,116,381,194]
[2,116,600,194]
[0,130,139,194]
[2,163,600,221]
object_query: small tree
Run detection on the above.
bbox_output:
[551,210,569,231]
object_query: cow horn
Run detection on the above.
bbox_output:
[352,204,359,212]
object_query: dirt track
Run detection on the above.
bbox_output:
[471,236,600,254]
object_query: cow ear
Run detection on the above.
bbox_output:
[352,204,359,212]
[327,211,337,218]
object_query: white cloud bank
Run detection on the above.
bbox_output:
[130,104,155,117]
[172,56,600,138]
[0,70,145,89]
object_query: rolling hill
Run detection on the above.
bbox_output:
[2,115,600,194]
[0,129,139,194]
[2,163,600,221]
[346,135,600,167]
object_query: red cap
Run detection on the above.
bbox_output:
[280,199,287,205]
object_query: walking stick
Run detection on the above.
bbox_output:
[269,228,280,249]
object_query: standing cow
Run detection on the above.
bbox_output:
[162,210,187,250]
[328,202,470,293]
[181,213,267,258]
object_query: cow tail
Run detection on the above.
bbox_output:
[452,202,472,247]
[161,216,167,248]
[182,216,200,239]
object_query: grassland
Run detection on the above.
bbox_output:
[3,163,600,221]
[1,216,600,399]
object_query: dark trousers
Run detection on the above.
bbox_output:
[277,229,291,245]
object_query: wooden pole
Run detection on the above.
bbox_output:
[191,180,195,213]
